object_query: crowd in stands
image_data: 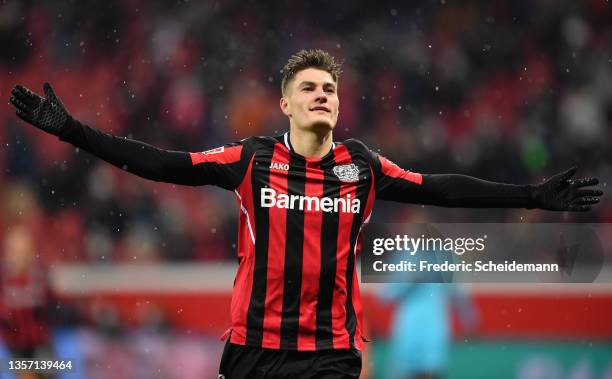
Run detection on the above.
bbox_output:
[1,0,611,265]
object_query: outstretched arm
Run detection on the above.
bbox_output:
[9,83,250,189]
[374,154,602,211]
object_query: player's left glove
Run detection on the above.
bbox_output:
[530,167,603,211]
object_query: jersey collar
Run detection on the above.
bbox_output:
[283,131,336,152]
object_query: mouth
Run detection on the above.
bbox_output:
[310,106,331,113]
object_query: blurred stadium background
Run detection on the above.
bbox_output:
[1,1,611,378]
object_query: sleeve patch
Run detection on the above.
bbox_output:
[379,155,423,185]
[190,145,242,165]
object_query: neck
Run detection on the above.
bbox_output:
[289,125,333,158]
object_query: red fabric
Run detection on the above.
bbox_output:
[189,145,242,165]
[379,155,422,185]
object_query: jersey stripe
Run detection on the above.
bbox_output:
[262,144,290,348]
[279,152,307,349]
[230,154,257,345]
[297,159,324,349]
[245,149,273,346]
[332,145,357,348]
[315,159,341,349]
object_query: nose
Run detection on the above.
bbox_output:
[314,87,328,103]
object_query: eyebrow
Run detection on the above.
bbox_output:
[298,81,336,89]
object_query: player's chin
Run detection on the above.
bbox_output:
[308,116,336,131]
[309,121,335,133]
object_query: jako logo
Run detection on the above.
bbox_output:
[260,188,360,214]
[269,162,289,171]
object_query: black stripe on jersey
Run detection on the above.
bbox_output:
[246,150,272,346]
[279,153,306,350]
[315,158,341,349]
[344,145,372,347]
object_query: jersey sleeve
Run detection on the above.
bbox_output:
[187,140,254,189]
[59,117,254,190]
[370,151,532,208]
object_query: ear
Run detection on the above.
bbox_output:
[280,97,291,117]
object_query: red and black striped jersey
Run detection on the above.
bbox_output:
[59,119,533,351]
[202,134,392,351]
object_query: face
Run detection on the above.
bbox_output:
[4,227,34,272]
[280,68,339,132]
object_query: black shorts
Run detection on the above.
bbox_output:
[218,341,362,379]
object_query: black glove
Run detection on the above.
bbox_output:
[9,82,70,136]
[530,167,603,211]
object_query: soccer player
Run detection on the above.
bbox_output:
[1,226,53,379]
[9,49,602,379]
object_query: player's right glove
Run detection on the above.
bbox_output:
[530,167,603,212]
[9,82,70,136]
